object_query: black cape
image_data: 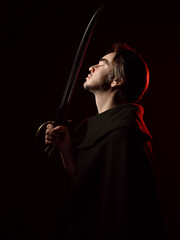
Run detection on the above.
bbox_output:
[68,103,166,240]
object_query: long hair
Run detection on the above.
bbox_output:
[108,43,149,103]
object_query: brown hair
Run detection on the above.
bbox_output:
[108,43,149,103]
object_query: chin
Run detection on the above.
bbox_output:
[83,82,90,91]
[83,81,93,92]
[83,81,87,89]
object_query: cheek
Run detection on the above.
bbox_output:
[108,70,115,81]
[95,68,110,80]
[100,71,113,84]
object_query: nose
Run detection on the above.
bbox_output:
[89,64,96,73]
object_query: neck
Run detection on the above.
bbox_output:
[94,91,126,114]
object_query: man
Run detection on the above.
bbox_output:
[45,43,166,239]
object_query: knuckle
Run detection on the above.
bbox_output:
[46,124,53,129]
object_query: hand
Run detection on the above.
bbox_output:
[45,124,71,152]
[45,123,75,177]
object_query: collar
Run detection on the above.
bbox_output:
[76,103,152,149]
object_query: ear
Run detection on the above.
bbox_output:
[111,77,123,88]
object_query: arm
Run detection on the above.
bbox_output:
[97,128,164,239]
[45,124,76,178]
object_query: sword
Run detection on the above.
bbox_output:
[36,5,104,155]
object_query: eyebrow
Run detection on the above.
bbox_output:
[99,58,109,65]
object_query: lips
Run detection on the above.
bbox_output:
[86,73,92,80]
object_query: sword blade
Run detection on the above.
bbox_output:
[55,5,104,125]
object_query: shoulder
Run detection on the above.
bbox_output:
[104,127,154,167]
[104,126,144,145]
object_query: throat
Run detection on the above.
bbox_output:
[94,92,119,114]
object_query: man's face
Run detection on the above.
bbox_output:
[83,52,116,93]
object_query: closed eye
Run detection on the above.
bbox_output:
[99,58,109,65]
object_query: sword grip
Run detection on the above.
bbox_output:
[45,145,55,157]
[36,120,56,156]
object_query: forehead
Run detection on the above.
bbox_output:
[101,52,116,63]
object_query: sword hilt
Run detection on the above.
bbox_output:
[36,120,55,156]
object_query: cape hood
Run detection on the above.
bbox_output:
[76,103,152,149]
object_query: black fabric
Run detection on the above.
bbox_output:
[68,104,166,240]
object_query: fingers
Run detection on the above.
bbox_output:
[45,126,66,137]
[45,124,54,145]
[46,124,66,133]
[52,126,67,134]
[45,125,68,146]
[46,123,54,130]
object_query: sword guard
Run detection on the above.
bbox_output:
[36,120,55,137]
[36,120,73,157]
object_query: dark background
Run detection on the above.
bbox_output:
[1,1,180,239]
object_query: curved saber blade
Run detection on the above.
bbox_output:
[55,5,104,125]
[36,5,104,156]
